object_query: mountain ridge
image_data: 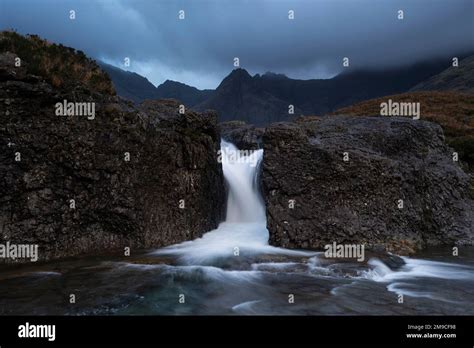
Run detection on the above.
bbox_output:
[101,54,474,126]
[99,62,213,105]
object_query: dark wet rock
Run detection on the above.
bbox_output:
[364,251,406,271]
[219,120,264,150]
[380,254,406,270]
[262,115,474,254]
[0,36,225,262]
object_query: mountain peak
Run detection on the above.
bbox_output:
[215,68,253,91]
[161,79,186,87]
[227,68,252,79]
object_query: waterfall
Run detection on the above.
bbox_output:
[153,140,313,264]
[221,140,265,223]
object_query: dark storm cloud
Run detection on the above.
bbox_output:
[1,0,473,89]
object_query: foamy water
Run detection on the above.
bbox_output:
[360,257,474,282]
[153,140,315,264]
[139,138,474,314]
[151,139,474,308]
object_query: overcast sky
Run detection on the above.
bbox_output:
[1,0,473,89]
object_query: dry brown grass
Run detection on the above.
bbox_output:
[331,91,474,170]
[0,30,115,95]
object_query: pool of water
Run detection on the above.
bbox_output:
[1,246,473,315]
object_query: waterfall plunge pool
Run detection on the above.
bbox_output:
[0,140,473,315]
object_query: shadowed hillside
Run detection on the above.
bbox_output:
[98,61,157,102]
[99,57,461,125]
[193,59,456,125]
[410,55,474,94]
[99,61,213,105]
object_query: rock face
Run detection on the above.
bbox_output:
[261,116,474,254]
[0,34,225,261]
[333,91,474,172]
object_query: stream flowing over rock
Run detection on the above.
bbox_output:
[260,116,474,254]
[0,50,225,261]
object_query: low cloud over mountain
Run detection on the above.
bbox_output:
[2,0,473,89]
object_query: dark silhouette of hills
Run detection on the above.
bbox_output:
[98,62,157,102]
[194,59,455,125]
[194,69,295,125]
[156,79,213,106]
[98,61,212,105]
[410,55,474,94]
[101,55,471,125]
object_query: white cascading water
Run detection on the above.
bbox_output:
[221,140,266,223]
[153,140,474,302]
[153,140,313,264]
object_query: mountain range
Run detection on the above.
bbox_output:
[100,54,473,126]
[98,62,213,106]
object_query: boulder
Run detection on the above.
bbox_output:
[261,115,474,254]
[0,38,225,261]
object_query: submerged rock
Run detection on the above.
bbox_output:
[261,115,474,254]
